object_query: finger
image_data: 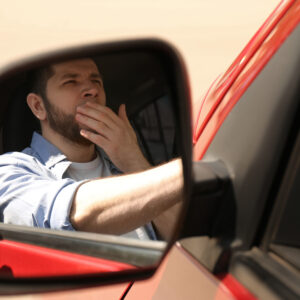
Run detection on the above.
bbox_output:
[76,113,113,139]
[80,129,109,150]
[77,104,119,131]
[118,104,131,127]
[85,102,123,126]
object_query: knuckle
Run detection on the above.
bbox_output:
[103,106,112,114]
[96,122,105,132]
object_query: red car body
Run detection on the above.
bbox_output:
[0,0,299,299]
[126,1,300,299]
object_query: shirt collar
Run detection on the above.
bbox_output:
[30,132,68,169]
[29,132,122,178]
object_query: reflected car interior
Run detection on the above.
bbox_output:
[1,52,179,166]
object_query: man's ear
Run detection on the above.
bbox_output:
[26,93,47,121]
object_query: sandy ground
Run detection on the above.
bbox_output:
[0,0,278,118]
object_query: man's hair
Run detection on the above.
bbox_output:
[30,58,99,102]
[30,66,55,101]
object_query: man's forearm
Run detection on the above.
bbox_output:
[70,159,183,235]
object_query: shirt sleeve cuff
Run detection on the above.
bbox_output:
[50,180,86,231]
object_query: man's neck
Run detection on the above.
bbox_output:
[42,129,96,163]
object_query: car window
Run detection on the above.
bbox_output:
[131,95,177,166]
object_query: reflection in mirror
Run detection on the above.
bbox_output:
[0,48,186,278]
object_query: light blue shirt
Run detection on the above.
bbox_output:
[0,132,119,231]
[0,132,157,240]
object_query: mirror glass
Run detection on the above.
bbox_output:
[0,44,188,279]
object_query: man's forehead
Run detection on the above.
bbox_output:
[52,58,100,76]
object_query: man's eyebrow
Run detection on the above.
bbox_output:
[59,72,103,80]
[59,73,79,80]
[90,73,103,80]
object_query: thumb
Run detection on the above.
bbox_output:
[118,104,130,125]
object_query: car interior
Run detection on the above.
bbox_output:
[0,51,179,167]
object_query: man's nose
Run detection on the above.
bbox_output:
[81,84,98,98]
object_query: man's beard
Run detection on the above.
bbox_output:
[44,99,92,146]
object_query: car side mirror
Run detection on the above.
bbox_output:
[0,38,193,291]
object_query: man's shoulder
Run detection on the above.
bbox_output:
[0,149,56,181]
[0,149,41,168]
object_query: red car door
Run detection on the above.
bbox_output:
[125,0,300,299]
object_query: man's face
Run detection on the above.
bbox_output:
[44,58,106,145]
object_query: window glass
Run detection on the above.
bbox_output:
[131,96,177,165]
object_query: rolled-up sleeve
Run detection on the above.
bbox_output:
[0,153,84,230]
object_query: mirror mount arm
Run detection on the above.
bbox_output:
[181,160,236,238]
[179,160,236,272]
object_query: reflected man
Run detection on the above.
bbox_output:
[0,58,183,240]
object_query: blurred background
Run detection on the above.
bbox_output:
[0,0,278,120]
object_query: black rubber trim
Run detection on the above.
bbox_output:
[0,224,166,267]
